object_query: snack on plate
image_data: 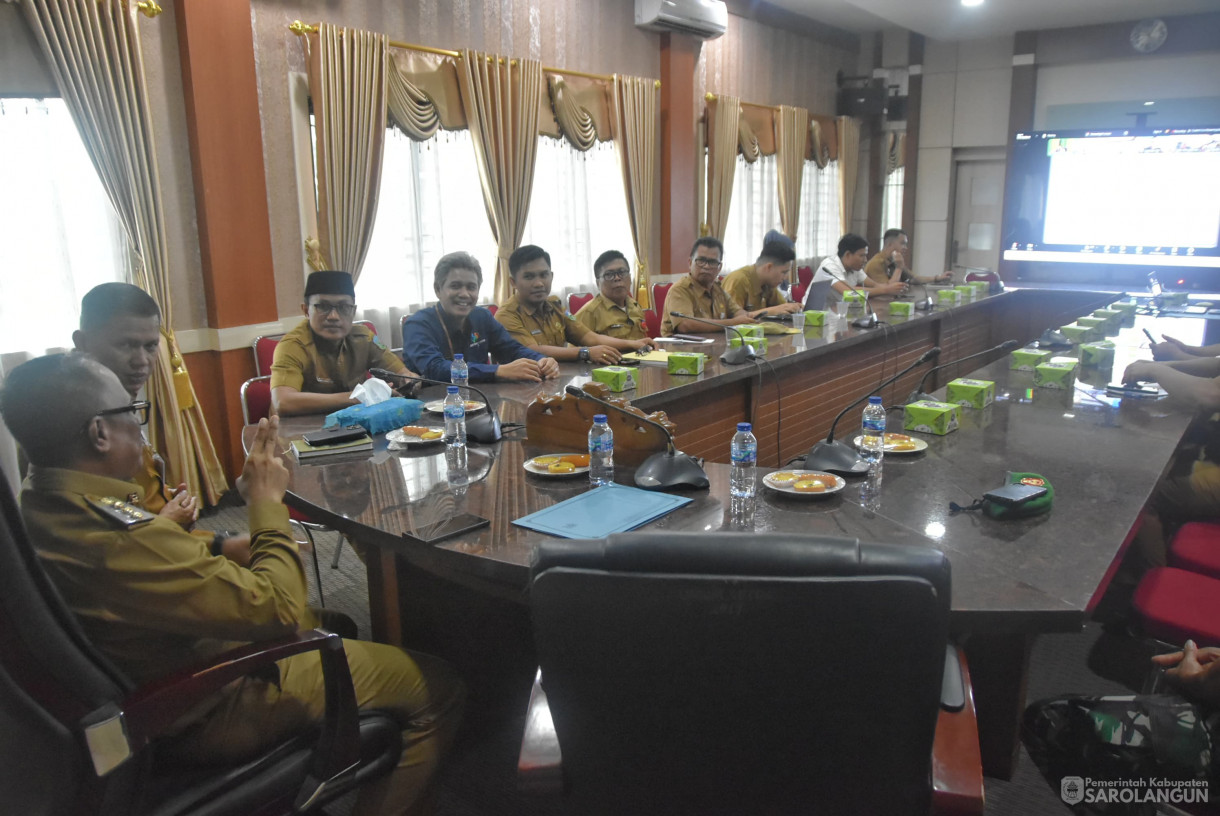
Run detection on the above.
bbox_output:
[464,401,481,410]
[793,478,827,493]
[891,441,918,451]
[560,454,590,467]
[401,425,431,436]
[533,455,560,466]
[770,471,800,484]
[422,430,443,440]
[884,433,912,443]
[547,461,576,474]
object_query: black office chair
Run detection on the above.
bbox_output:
[519,532,984,816]
[0,469,402,815]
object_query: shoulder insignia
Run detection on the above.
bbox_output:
[85,495,156,529]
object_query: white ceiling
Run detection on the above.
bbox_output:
[765,0,1220,40]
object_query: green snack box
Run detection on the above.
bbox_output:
[888,301,914,317]
[737,324,765,339]
[903,400,960,436]
[1010,347,1052,370]
[729,335,768,354]
[1059,323,1095,343]
[1076,316,1105,330]
[1112,301,1138,317]
[1079,341,1115,367]
[1092,308,1120,322]
[945,378,995,410]
[591,365,636,392]
[938,289,961,307]
[803,310,827,326]
[969,280,989,296]
[954,285,976,300]
[1163,292,1188,308]
[667,352,706,376]
[843,291,867,305]
[1034,360,1077,390]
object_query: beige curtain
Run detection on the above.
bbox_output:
[837,115,861,236]
[548,74,612,152]
[306,23,389,280]
[458,50,543,304]
[774,105,807,243]
[704,94,741,240]
[887,131,907,173]
[610,75,658,306]
[21,0,226,504]
[386,48,467,137]
[808,118,830,169]
[738,115,761,164]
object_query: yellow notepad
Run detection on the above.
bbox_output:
[621,349,670,366]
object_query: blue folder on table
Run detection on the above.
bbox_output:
[512,483,692,539]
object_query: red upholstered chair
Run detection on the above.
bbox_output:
[488,304,498,316]
[1132,567,1220,646]
[797,265,814,287]
[252,334,282,377]
[642,309,661,339]
[651,283,672,317]
[791,283,808,305]
[1168,521,1220,581]
[568,292,594,315]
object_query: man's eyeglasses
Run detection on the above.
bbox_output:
[692,257,723,270]
[310,301,357,318]
[88,400,151,430]
[599,269,630,282]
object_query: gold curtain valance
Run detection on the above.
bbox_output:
[886,130,907,173]
[705,93,839,164]
[545,73,612,151]
[387,49,465,137]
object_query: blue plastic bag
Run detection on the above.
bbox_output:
[324,398,424,436]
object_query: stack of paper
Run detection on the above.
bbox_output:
[290,435,373,461]
[513,483,692,539]
[621,349,670,366]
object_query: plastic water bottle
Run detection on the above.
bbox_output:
[730,422,758,498]
[588,414,614,487]
[860,395,886,467]
[450,353,469,390]
[443,385,466,449]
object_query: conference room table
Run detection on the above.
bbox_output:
[251,286,1202,778]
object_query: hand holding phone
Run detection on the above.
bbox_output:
[1143,328,1158,344]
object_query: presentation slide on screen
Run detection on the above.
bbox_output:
[1042,137,1220,250]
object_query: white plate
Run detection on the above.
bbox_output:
[524,454,591,478]
[424,399,487,415]
[762,470,846,496]
[386,428,446,447]
[851,433,929,455]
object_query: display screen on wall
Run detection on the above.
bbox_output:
[1001,127,1220,275]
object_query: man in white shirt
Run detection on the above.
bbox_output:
[813,234,906,305]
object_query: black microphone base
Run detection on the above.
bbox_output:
[720,346,756,365]
[803,439,871,476]
[465,413,502,444]
[914,298,935,311]
[851,314,879,329]
[634,451,709,491]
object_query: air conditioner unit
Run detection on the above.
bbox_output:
[635,0,727,39]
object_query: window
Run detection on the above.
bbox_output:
[722,154,780,271]
[352,128,634,320]
[881,166,905,237]
[797,160,842,261]
[0,99,129,354]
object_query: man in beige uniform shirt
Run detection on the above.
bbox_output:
[1,353,464,816]
[574,249,651,341]
[661,237,756,335]
[721,229,803,318]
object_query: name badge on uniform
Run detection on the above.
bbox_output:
[531,329,543,336]
[86,495,156,529]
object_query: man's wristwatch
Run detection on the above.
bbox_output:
[578,347,591,363]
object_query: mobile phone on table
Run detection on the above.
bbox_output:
[403,512,490,545]
[983,483,1047,507]
[301,425,368,446]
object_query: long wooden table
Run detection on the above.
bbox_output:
[252,287,1198,778]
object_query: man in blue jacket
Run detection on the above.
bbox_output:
[404,251,560,383]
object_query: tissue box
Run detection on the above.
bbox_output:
[1076,316,1105,331]
[737,324,765,339]
[668,352,706,376]
[591,365,636,392]
[1059,323,1095,344]
[954,285,976,301]
[729,335,768,354]
[1112,301,1138,318]
[1011,347,1053,371]
[969,280,990,296]
[1092,308,1122,335]
[938,289,962,307]
[1080,341,1116,367]
[903,401,960,436]
[803,310,828,326]
[325,398,424,435]
[889,301,914,317]
[843,291,868,306]
[946,378,995,410]
[1034,361,1077,390]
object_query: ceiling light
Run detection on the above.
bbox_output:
[961,0,984,6]
[1144,100,1155,106]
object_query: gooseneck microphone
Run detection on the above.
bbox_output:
[907,339,1020,404]
[829,274,880,328]
[564,385,709,490]
[370,369,503,444]
[668,312,757,365]
[803,346,941,475]
[913,280,935,312]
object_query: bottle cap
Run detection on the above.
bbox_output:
[454,353,464,361]
[868,395,882,404]
[593,414,607,423]
[447,385,459,394]
[737,422,751,432]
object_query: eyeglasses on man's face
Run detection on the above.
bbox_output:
[87,400,151,431]
[692,257,723,270]
[599,269,630,282]
[309,301,357,318]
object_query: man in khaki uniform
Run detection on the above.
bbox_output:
[271,270,416,416]
[661,237,755,335]
[573,249,651,341]
[863,229,952,288]
[496,244,649,365]
[73,283,248,562]
[1,353,464,816]
[722,229,804,318]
